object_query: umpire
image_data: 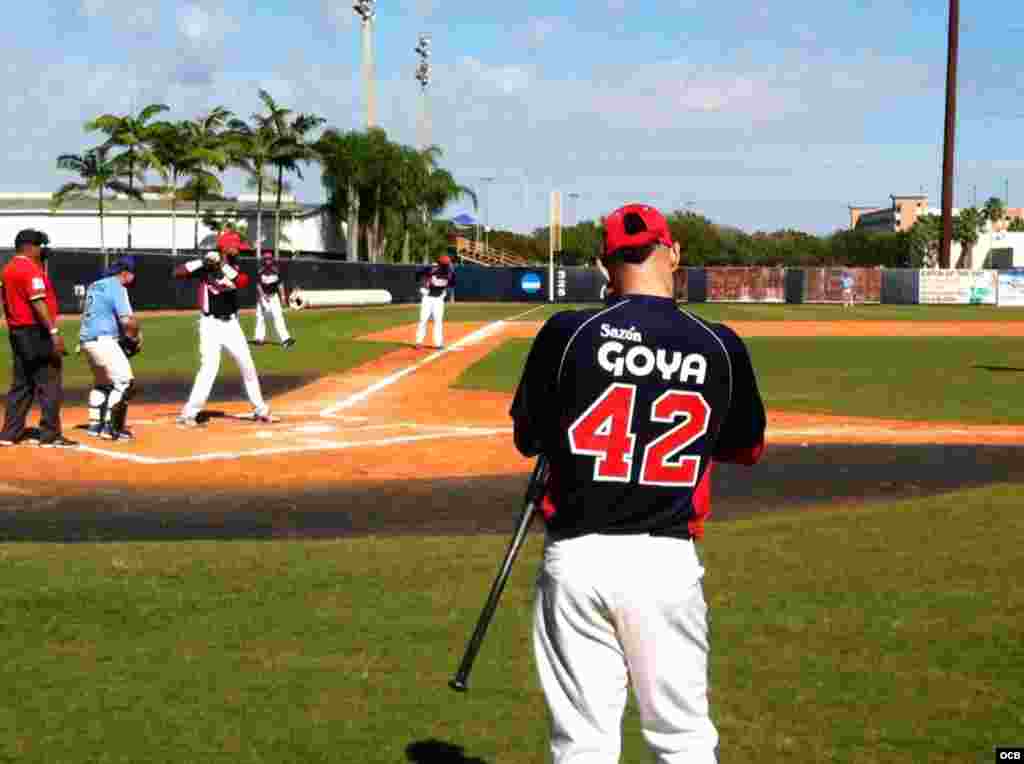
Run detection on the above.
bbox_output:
[0,229,77,448]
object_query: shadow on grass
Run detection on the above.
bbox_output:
[406,739,489,764]
[2,445,1023,543]
[973,364,1024,373]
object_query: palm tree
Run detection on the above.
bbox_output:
[953,207,983,269]
[53,145,143,267]
[182,107,232,251]
[149,121,194,256]
[983,196,1006,230]
[255,91,325,257]
[226,117,279,252]
[317,128,370,261]
[85,103,169,250]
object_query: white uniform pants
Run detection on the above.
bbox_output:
[416,294,445,347]
[182,315,268,419]
[82,336,133,426]
[254,292,291,343]
[533,534,718,764]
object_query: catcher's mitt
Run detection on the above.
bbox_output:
[118,334,142,358]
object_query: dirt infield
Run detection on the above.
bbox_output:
[0,317,1021,540]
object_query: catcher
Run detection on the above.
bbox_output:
[78,256,142,441]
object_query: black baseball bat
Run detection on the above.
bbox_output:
[449,455,549,693]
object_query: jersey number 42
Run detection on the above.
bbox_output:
[568,382,710,487]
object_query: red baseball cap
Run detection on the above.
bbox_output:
[602,203,674,261]
[217,231,251,252]
[439,255,451,265]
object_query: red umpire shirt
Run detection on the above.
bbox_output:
[2,255,58,327]
[511,291,765,541]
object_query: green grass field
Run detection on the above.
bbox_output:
[1,483,1019,763]
[456,335,1024,425]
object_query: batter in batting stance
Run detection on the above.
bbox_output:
[79,256,142,440]
[175,231,273,427]
[511,203,766,763]
[252,249,294,348]
[415,254,454,349]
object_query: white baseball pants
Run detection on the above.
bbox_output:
[416,294,445,347]
[182,315,268,419]
[254,293,291,343]
[82,336,133,427]
[533,533,718,764]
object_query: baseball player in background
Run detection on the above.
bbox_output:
[511,203,766,764]
[78,256,142,441]
[253,249,294,348]
[841,271,855,308]
[415,254,455,350]
[174,231,273,427]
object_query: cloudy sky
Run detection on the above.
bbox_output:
[3,0,1023,234]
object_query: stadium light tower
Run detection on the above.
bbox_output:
[415,33,432,150]
[353,0,377,129]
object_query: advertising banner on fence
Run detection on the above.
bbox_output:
[919,269,997,305]
[997,270,1024,307]
[706,267,784,302]
[803,267,882,303]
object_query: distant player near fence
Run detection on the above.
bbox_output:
[415,254,455,350]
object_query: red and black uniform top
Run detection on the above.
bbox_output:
[178,255,250,319]
[258,257,283,297]
[1,255,58,328]
[421,263,455,298]
[510,295,766,541]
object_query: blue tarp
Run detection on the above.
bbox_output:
[450,213,478,227]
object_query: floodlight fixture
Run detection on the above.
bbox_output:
[353,0,375,22]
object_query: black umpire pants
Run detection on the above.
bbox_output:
[0,326,64,442]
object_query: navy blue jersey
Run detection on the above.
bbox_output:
[258,263,283,296]
[511,295,766,540]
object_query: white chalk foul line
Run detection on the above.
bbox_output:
[115,428,511,465]
[319,304,546,419]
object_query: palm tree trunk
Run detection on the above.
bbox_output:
[274,164,284,257]
[194,191,201,252]
[371,186,382,263]
[347,182,360,262]
[127,150,134,250]
[171,170,178,257]
[257,173,264,255]
[100,190,108,269]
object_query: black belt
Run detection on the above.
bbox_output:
[202,313,235,321]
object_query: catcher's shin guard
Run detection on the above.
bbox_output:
[88,385,114,426]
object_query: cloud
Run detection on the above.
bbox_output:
[173,3,240,87]
[523,17,565,51]
[79,0,160,28]
[324,0,356,28]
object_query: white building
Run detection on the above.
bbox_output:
[0,192,347,255]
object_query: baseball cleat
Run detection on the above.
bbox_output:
[252,339,265,346]
[253,412,279,423]
[100,426,135,441]
[175,415,201,428]
[39,436,79,449]
[86,423,104,438]
[282,338,296,348]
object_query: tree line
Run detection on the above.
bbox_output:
[481,196,1022,269]
[52,92,477,264]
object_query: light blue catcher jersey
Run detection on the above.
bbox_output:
[79,276,133,342]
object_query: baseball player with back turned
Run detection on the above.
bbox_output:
[78,256,142,441]
[511,203,766,763]
[253,249,294,347]
[174,231,273,427]
[415,254,454,349]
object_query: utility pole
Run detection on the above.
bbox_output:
[939,0,959,269]
[353,0,377,129]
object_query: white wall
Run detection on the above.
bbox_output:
[0,208,346,254]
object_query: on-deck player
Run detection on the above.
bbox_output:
[511,203,767,763]
[415,254,455,350]
[252,248,294,348]
[174,231,273,427]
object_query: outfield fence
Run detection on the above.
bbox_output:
[3,249,1023,312]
